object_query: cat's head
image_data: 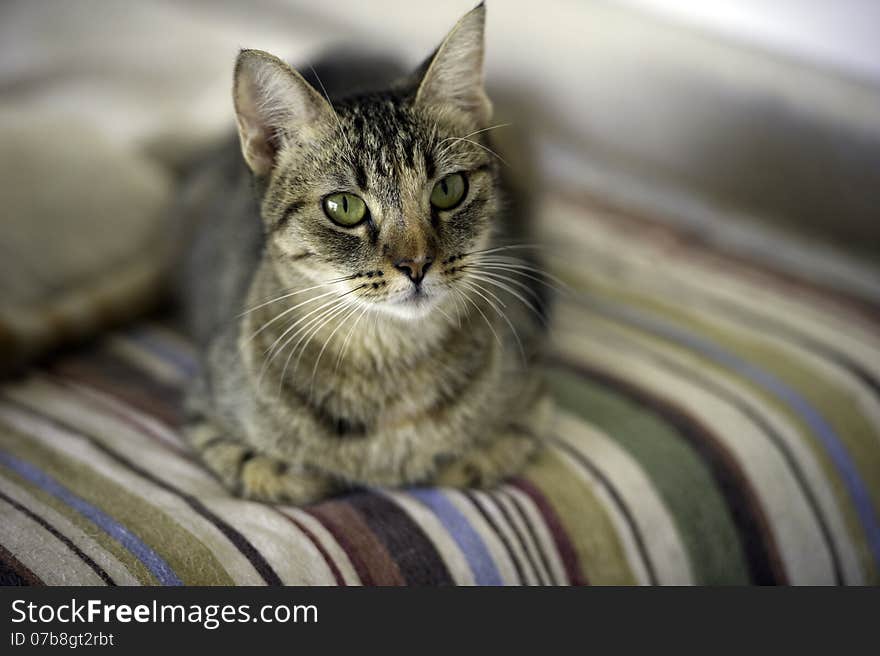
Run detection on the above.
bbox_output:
[233,4,499,320]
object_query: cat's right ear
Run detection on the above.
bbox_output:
[414,3,492,127]
[233,49,334,176]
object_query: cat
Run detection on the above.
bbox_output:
[177,3,553,504]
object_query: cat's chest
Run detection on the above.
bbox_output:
[259,326,495,436]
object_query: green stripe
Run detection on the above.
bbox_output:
[0,424,235,585]
[525,445,637,584]
[577,310,872,579]
[545,368,751,584]
[564,273,879,581]
[0,464,155,585]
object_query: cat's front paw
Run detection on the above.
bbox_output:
[433,433,539,489]
[185,419,338,505]
[433,457,491,489]
[239,456,338,505]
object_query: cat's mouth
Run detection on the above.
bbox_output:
[380,285,440,319]
[399,286,431,307]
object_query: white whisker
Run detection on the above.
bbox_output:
[244,288,344,345]
[265,299,353,395]
[436,122,512,159]
[439,137,509,167]
[334,303,371,378]
[456,282,503,349]
[255,286,363,389]
[439,122,512,146]
[309,65,355,164]
[463,244,543,258]
[310,301,365,394]
[460,279,525,365]
[287,296,360,384]
[433,303,457,328]
[472,258,569,292]
[464,271,547,326]
[257,299,345,390]
[237,275,353,318]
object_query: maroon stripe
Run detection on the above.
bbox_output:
[0,543,42,585]
[306,500,404,586]
[509,477,588,585]
[347,493,455,586]
[49,348,184,426]
[0,489,115,585]
[276,510,346,585]
[48,375,193,460]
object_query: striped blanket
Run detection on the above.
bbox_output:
[1,194,878,585]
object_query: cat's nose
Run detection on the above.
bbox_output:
[394,256,433,286]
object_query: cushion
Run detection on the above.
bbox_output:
[0,110,173,374]
[1,194,878,585]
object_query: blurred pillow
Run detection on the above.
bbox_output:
[0,109,173,373]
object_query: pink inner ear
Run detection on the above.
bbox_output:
[233,52,337,176]
[414,7,491,126]
[234,66,286,175]
[236,116,275,176]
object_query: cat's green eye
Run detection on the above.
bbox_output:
[323,192,368,227]
[430,173,467,210]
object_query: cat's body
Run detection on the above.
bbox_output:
[177,5,553,504]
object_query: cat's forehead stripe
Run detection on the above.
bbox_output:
[338,94,429,187]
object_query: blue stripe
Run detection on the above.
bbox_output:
[408,488,504,585]
[0,451,183,585]
[585,294,880,567]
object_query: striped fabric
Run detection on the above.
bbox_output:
[1,194,878,585]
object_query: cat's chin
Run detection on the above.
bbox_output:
[376,289,441,321]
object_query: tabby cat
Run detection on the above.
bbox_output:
[178,3,553,504]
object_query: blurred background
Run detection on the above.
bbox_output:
[2,0,879,313]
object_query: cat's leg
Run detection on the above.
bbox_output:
[185,420,338,505]
[432,394,552,489]
[432,430,539,489]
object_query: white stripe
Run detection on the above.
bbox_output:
[443,489,522,585]
[555,329,837,584]
[0,475,140,585]
[550,192,880,311]
[546,200,880,354]
[469,489,539,585]
[565,311,866,583]
[548,444,652,585]
[492,489,557,585]
[6,378,222,495]
[57,377,190,452]
[554,410,695,585]
[105,336,189,386]
[502,486,569,585]
[284,507,362,586]
[196,498,339,584]
[0,401,270,585]
[0,498,106,585]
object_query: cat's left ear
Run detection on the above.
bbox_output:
[414,3,492,126]
[233,49,335,176]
